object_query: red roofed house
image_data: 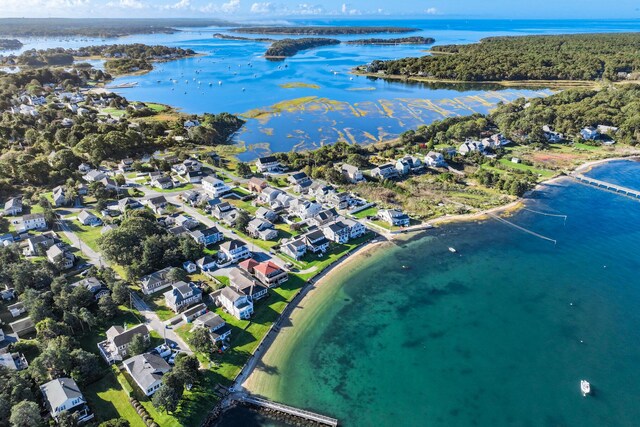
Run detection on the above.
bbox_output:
[239,258,288,288]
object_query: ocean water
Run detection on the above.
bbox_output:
[236,159,640,426]
[7,19,636,157]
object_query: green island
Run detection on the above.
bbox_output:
[345,36,435,45]
[0,18,235,38]
[232,26,418,35]
[361,33,640,82]
[265,38,341,59]
[0,38,23,51]
[212,33,275,42]
[1,29,640,427]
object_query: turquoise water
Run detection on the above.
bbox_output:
[244,160,640,426]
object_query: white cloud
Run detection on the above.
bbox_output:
[201,0,240,13]
[425,7,438,15]
[250,2,324,16]
[106,0,146,9]
[250,2,274,14]
[163,0,190,9]
[340,3,360,15]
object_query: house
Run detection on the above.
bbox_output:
[147,196,169,215]
[40,378,93,423]
[219,239,250,263]
[322,221,350,244]
[239,258,289,287]
[425,151,447,167]
[256,155,281,173]
[217,286,254,320]
[183,261,197,274]
[395,156,423,175]
[78,210,102,226]
[289,199,322,220]
[258,187,283,205]
[281,238,307,260]
[140,267,176,295]
[379,209,410,227]
[167,225,188,236]
[184,119,200,128]
[326,192,351,210]
[211,202,235,220]
[248,177,268,193]
[25,233,55,256]
[83,169,106,183]
[77,183,89,196]
[118,158,134,172]
[8,302,26,318]
[186,170,204,183]
[255,207,278,222]
[21,213,47,231]
[511,157,521,164]
[10,317,35,337]
[78,163,92,173]
[99,177,119,191]
[371,163,400,180]
[311,208,339,227]
[341,164,364,183]
[190,226,224,246]
[580,126,599,140]
[196,256,217,272]
[98,324,150,364]
[202,176,231,198]
[181,190,202,206]
[123,353,171,396]
[597,125,618,134]
[180,303,207,323]
[164,281,203,312]
[542,125,564,143]
[247,218,278,241]
[151,176,173,190]
[0,352,28,371]
[288,171,312,187]
[47,244,75,270]
[118,197,143,212]
[343,218,366,239]
[309,182,335,201]
[229,268,269,300]
[193,312,231,342]
[175,214,199,230]
[4,197,22,216]
[304,230,330,254]
[74,277,110,300]
[458,140,484,155]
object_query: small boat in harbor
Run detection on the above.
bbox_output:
[448,247,457,253]
[581,380,591,396]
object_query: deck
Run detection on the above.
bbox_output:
[240,395,339,426]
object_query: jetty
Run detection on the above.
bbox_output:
[238,395,339,426]
[571,173,640,200]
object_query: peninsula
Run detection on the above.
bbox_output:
[0,38,22,51]
[345,36,435,45]
[232,26,418,35]
[265,38,341,59]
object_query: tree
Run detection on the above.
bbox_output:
[166,267,188,284]
[98,294,118,319]
[235,210,250,233]
[151,372,184,413]
[173,354,200,387]
[70,349,101,385]
[236,162,251,178]
[128,333,147,356]
[110,282,130,306]
[188,327,214,354]
[98,419,130,427]
[9,401,43,427]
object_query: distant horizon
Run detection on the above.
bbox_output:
[1,16,639,21]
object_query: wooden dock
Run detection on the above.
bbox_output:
[571,174,640,200]
[240,395,339,426]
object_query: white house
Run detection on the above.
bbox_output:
[78,210,102,227]
[371,163,400,180]
[580,127,599,140]
[164,281,203,313]
[217,286,254,320]
[219,239,251,263]
[98,324,150,364]
[341,164,364,183]
[202,176,232,198]
[425,151,447,167]
[4,198,22,216]
[123,353,171,396]
[21,213,47,231]
[40,378,93,423]
[46,244,75,270]
[379,209,410,227]
[256,155,281,173]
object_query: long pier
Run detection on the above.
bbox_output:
[571,173,640,200]
[240,395,339,426]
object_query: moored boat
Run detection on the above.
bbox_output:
[581,380,591,396]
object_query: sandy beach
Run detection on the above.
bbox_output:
[243,239,393,397]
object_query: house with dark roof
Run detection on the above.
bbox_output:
[151,175,174,190]
[193,312,231,342]
[74,277,110,301]
[40,377,93,423]
[123,353,171,396]
[164,281,203,313]
[304,230,330,254]
[322,221,350,244]
[98,324,150,364]
[219,239,250,263]
[288,171,311,187]
[371,163,400,180]
[379,209,410,227]
[256,155,281,173]
[229,268,268,301]
[180,303,208,323]
[281,237,307,260]
[140,267,175,295]
[147,196,169,215]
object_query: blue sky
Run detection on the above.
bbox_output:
[1,0,639,19]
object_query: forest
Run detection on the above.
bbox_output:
[345,36,435,45]
[365,33,640,81]
[0,18,234,37]
[233,26,417,35]
[265,38,341,58]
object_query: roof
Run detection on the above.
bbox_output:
[229,268,256,289]
[248,177,266,186]
[124,353,171,391]
[341,164,360,173]
[4,197,21,210]
[194,311,225,330]
[46,244,65,259]
[254,261,283,277]
[148,196,167,206]
[41,377,83,410]
[220,239,247,252]
[74,277,104,293]
[78,210,97,221]
[290,172,308,180]
[220,286,245,303]
[23,213,45,221]
[106,324,149,348]
[197,255,217,266]
[181,303,207,318]
[257,155,277,164]
[239,258,260,272]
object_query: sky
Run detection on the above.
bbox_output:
[0,0,639,19]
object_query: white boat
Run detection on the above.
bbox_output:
[581,380,591,396]
[448,247,457,253]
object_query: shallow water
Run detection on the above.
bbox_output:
[241,160,640,426]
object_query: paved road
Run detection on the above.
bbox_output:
[57,219,104,267]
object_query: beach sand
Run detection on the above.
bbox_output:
[243,239,393,397]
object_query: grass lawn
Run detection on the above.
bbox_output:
[146,183,194,193]
[85,369,146,427]
[352,206,378,219]
[227,198,258,215]
[145,294,176,322]
[79,306,143,354]
[66,220,103,252]
[497,158,555,179]
[146,103,168,113]
[100,107,126,117]
[233,229,280,252]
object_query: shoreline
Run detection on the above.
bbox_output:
[240,155,640,401]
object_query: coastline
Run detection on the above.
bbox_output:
[240,155,640,402]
